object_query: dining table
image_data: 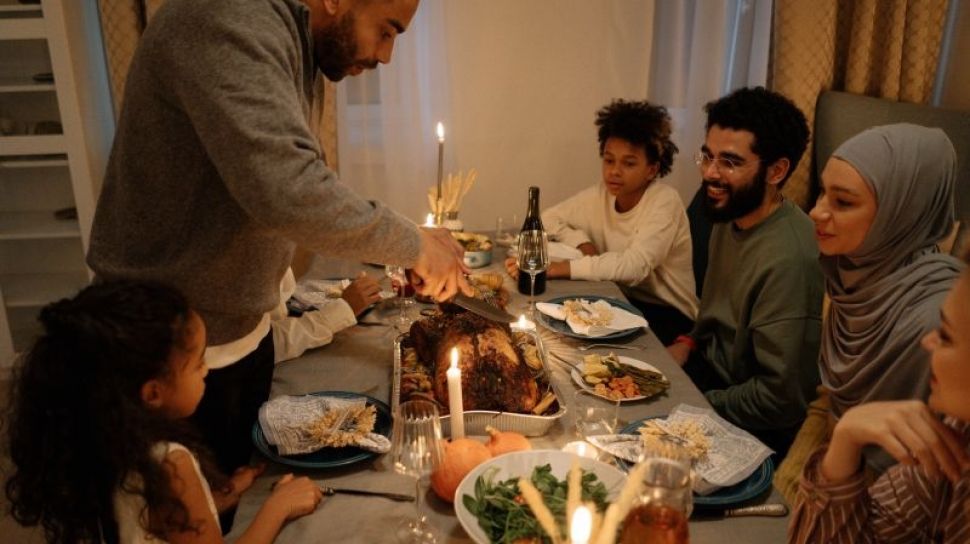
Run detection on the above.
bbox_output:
[228,246,790,543]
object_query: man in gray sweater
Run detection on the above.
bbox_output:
[87,0,467,483]
[667,87,824,459]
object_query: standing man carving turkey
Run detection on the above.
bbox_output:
[87,0,469,487]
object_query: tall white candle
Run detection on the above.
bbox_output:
[435,122,445,220]
[446,346,465,439]
[424,213,435,227]
[571,505,592,544]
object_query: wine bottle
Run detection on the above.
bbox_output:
[517,186,547,295]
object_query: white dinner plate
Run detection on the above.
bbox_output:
[570,355,667,402]
[455,450,626,544]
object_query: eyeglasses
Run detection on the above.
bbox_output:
[694,151,760,176]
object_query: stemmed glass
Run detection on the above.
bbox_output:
[385,265,414,332]
[390,400,444,543]
[517,229,549,318]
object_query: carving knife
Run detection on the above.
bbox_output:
[450,293,517,323]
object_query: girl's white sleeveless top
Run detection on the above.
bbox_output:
[113,442,219,543]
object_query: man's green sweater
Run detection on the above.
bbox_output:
[693,200,823,440]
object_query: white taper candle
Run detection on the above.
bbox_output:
[446,346,465,439]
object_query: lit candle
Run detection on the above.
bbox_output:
[435,122,445,222]
[424,213,435,227]
[514,314,536,331]
[446,346,465,439]
[570,505,592,544]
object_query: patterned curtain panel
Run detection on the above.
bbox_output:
[95,0,338,172]
[769,0,948,208]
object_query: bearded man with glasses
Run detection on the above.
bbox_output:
[667,87,824,460]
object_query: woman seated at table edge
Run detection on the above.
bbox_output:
[775,123,964,502]
[505,99,699,345]
[788,241,970,543]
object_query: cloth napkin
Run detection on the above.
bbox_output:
[586,404,773,495]
[548,242,583,261]
[258,395,390,456]
[288,279,352,313]
[536,299,648,337]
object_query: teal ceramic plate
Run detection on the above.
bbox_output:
[617,417,774,507]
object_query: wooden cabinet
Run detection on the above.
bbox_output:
[0,0,113,365]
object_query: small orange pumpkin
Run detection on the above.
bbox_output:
[484,425,532,457]
[430,438,492,502]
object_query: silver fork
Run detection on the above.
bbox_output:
[576,342,646,351]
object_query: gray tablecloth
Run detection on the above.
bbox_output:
[228,255,789,543]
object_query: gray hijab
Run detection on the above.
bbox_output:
[820,123,964,418]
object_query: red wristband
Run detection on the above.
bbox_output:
[674,334,696,351]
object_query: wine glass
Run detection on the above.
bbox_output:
[385,265,414,332]
[390,400,444,543]
[516,229,548,318]
[620,442,692,543]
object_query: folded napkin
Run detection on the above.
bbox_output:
[586,404,772,495]
[289,279,393,314]
[548,241,583,261]
[536,299,648,337]
[258,395,390,456]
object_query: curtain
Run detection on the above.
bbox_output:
[648,0,773,205]
[770,0,950,208]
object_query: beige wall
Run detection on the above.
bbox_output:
[441,1,655,231]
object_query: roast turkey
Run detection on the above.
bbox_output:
[409,309,539,413]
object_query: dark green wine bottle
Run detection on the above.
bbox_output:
[517,186,547,295]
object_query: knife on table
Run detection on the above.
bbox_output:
[322,486,414,502]
[693,503,789,519]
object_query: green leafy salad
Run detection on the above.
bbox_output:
[461,464,609,544]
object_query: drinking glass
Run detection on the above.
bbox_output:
[385,265,414,332]
[516,229,548,318]
[619,443,692,544]
[573,389,619,440]
[390,400,445,543]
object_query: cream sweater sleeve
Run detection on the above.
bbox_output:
[569,187,684,285]
[542,186,597,249]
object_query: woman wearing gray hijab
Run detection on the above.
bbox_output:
[810,123,964,471]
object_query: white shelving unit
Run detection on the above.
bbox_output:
[0,0,114,366]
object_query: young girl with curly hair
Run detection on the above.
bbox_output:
[4,280,322,543]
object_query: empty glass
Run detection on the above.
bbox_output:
[516,229,548,318]
[390,400,444,543]
[573,389,619,440]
